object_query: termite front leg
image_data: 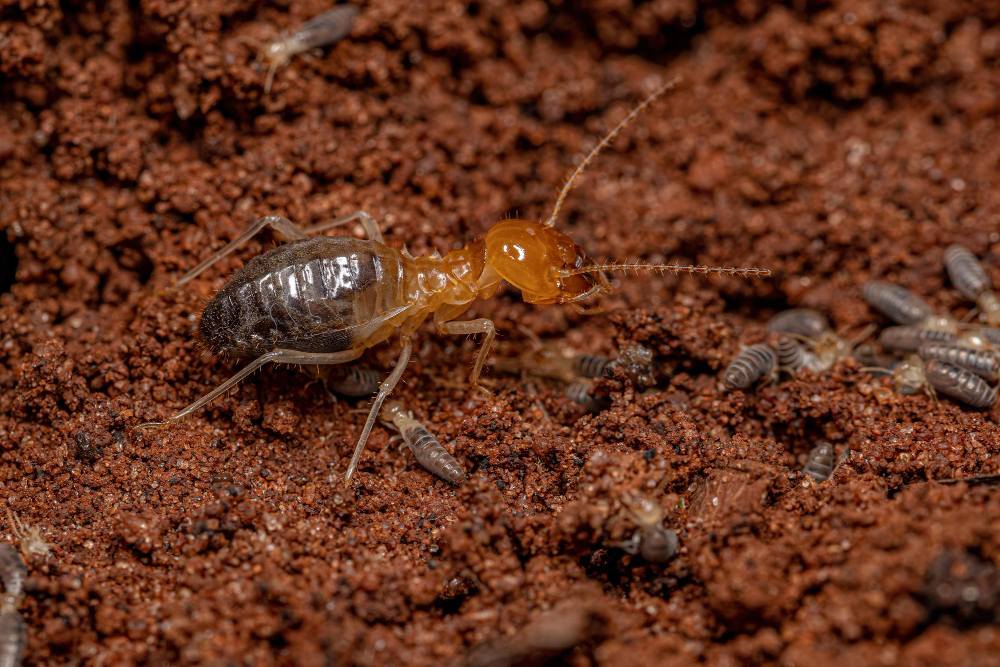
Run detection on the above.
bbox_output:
[176,215,309,287]
[138,347,362,428]
[344,337,413,482]
[436,318,497,389]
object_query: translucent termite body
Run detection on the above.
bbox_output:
[723,344,777,389]
[924,360,997,409]
[775,335,811,374]
[140,79,770,482]
[879,325,956,353]
[618,495,679,563]
[802,442,836,482]
[564,380,610,412]
[918,343,1000,381]
[381,401,466,484]
[261,5,359,93]
[767,308,830,339]
[0,613,24,667]
[0,544,25,667]
[572,354,613,379]
[944,244,1000,326]
[323,365,382,397]
[863,281,935,325]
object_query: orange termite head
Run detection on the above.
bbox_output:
[484,219,602,304]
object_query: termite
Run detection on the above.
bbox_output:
[944,244,1000,325]
[723,343,777,389]
[139,78,770,481]
[801,442,840,482]
[322,365,383,398]
[918,343,1000,381]
[573,345,656,388]
[774,335,811,374]
[380,401,465,484]
[768,308,870,373]
[863,281,939,327]
[617,494,679,563]
[258,5,359,93]
[564,380,610,413]
[0,544,25,667]
[767,308,830,339]
[879,325,956,353]
[923,359,998,409]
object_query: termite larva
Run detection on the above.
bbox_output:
[767,308,830,339]
[863,281,935,326]
[918,343,1000,381]
[260,5,359,93]
[775,335,812,374]
[802,442,836,482]
[0,546,24,607]
[380,401,466,484]
[618,494,679,563]
[923,360,998,409]
[140,79,770,482]
[723,344,777,389]
[879,325,957,353]
[564,381,610,413]
[324,365,382,397]
[944,244,1000,326]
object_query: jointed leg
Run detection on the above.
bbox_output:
[138,347,362,428]
[437,318,496,388]
[176,215,308,287]
[303,210,384,243]
[345,337,412,482]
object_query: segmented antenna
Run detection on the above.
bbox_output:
[558,260,771,279]
[544,77,681,228]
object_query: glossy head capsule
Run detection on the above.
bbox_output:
[802,442,836,482]
[723,344,777,389]
[944,244,991,300]
[924,360,998,409]
[879,325,957,353]
[863,281,934,325]
[767,308,830,339]
[918,344,1000,381]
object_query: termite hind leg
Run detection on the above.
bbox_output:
[137,347,362,428]
[303,210,384,244]
[437,318,497,391]
[344,337,413,482]
[175,215,308,288]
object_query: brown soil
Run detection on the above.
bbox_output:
[3,1,1000,665]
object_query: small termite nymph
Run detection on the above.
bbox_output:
[944,244,1000,325]
[774,335,811,374]
[618,494,679,563]
[802,442,837,482]
[918,343,1000,381]
[572,345,655,388]
[863,281,937,326]
[564,380,610,413]
[923,359,998,409]
[879,325,957,353]
[380,401,466,484]
[259,5,359,93]
[0,544,26,667]
[723,343,777,389]
[139,78,770,482]
[322,365,383,398]
[767,308,830,339]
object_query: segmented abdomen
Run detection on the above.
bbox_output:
[863,281,933,325]
[767,309,830,338]
[723,344,776,389]
[200,238,407,357]
[802,442,836,482]
[924,360,998,409]
[944,244,991,299]
[918,344,1000,381]
[879,325,956,352]
[403,424,466,485]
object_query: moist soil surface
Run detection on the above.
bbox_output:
[3,1,1000,665]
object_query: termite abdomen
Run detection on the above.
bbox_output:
[775,335,813,374]
[0,546,25,603]
[572,354,613,379]
[918,344,1000,381]
[863,281,934,325]
[944,244,991,300]
[0,611,24,667]
[326,366,382,397]
[723,344,777,389]
[924,360,998,409]
[767,308,830,338]
[802,442,836,482]
[879,325,957,353]
[638,527,679,563]
[565,381,610,412]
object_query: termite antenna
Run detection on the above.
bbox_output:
[544,76,681,228]
[558,260,771,280]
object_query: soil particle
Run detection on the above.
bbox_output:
[2,0,1000,664]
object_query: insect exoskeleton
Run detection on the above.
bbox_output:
[618,494,678,563]
[723,343,777,389]
[918,343,1000,381]
[767,308,830,339]
[944,244,1000,326]
[380,401,466,485]
[923,360,998,409]
[774,335,812,374]
[140,79,770,482]
[802,442,837,482]
[879,325,957,353]
[259,5,359,93]
[863,281,935,325]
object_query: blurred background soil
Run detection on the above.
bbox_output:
[2,0,1000,664]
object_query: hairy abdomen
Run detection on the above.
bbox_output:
[200,238,407,356]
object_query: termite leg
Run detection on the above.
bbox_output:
[303,210,384,243]
[175,215,308,287]
[345,337,413,482]
[436,318,497,389]
[138,348,362,428]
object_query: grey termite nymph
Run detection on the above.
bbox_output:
[923,360,998,409]
[572,344,656,388]
[572,353,614,379]
[802,442,836,482]
[261,4,359,93]
[944,244,1000,326]
[775,335,812,374]
[863,281,935,325]
[0,544,25,667]
[381,401,466,484]
[618,494,679,563]
[879,325,957,353]
[723,343,777,389]
[767,308,830,339]
[564,381,610,412]
[323,365,382,397]
[918,343,1000,381]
